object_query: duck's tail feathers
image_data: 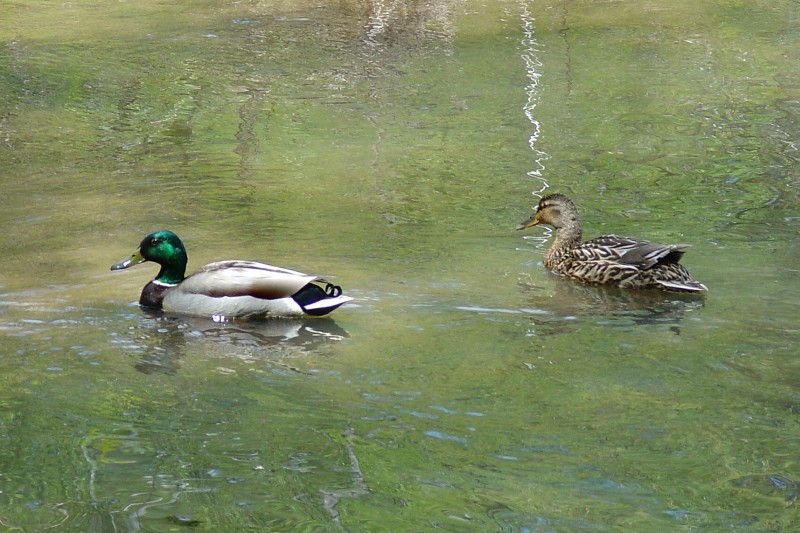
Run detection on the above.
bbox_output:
[656,279,709,293]
[292,282,353,316]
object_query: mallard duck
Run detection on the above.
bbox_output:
[516,193,707,292]
[111,230,352,318]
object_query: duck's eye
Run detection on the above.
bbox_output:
[149,237,162,246]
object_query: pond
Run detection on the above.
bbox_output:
[1,0,799,530]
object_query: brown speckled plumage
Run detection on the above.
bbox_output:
[517,193,707,292]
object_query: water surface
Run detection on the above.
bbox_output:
[1,0,799,531]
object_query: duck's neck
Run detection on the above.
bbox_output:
[154,255,187,286]
[142,257,186,308]
[544,223,582,269]
[554,222,582,244]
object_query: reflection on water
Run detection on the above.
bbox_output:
[456,272,705,336]
[363,0,456,50]
[125,313,349,375]
[518,274,705,329]
[519,0,549,197]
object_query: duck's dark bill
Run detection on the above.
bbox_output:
[516,215,537,230]
[111,250,146,271]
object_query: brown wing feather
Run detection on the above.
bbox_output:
[578,236,689,269]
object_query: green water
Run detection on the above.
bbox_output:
[2,0,799,531]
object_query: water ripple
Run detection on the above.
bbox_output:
[424,430,467,444]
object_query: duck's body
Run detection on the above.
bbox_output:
[112,230,352,319]
[517,194,707,292]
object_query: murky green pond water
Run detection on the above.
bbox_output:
[2,0,799,530]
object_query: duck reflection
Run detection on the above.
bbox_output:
[127,311,349,375]
[519,273,705,334]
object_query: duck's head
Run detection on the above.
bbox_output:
[516,193,580,230]
[111,230,188,284]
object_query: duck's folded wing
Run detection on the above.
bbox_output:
[181,261,320,300]
[617,243,689,268]
[574,236,645,262]
[582,236,689,269]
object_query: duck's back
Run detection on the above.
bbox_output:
[551,235,706,292]
[179,261,318,299]
[574,235,689,269]
[162,260,321,318]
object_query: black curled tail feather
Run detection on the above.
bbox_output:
[325,283,343,297]
[292,282,346,316]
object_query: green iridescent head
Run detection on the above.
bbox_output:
[111,230,188,285]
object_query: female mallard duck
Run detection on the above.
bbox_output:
[516,194,707,292]
[111,230,352,318]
